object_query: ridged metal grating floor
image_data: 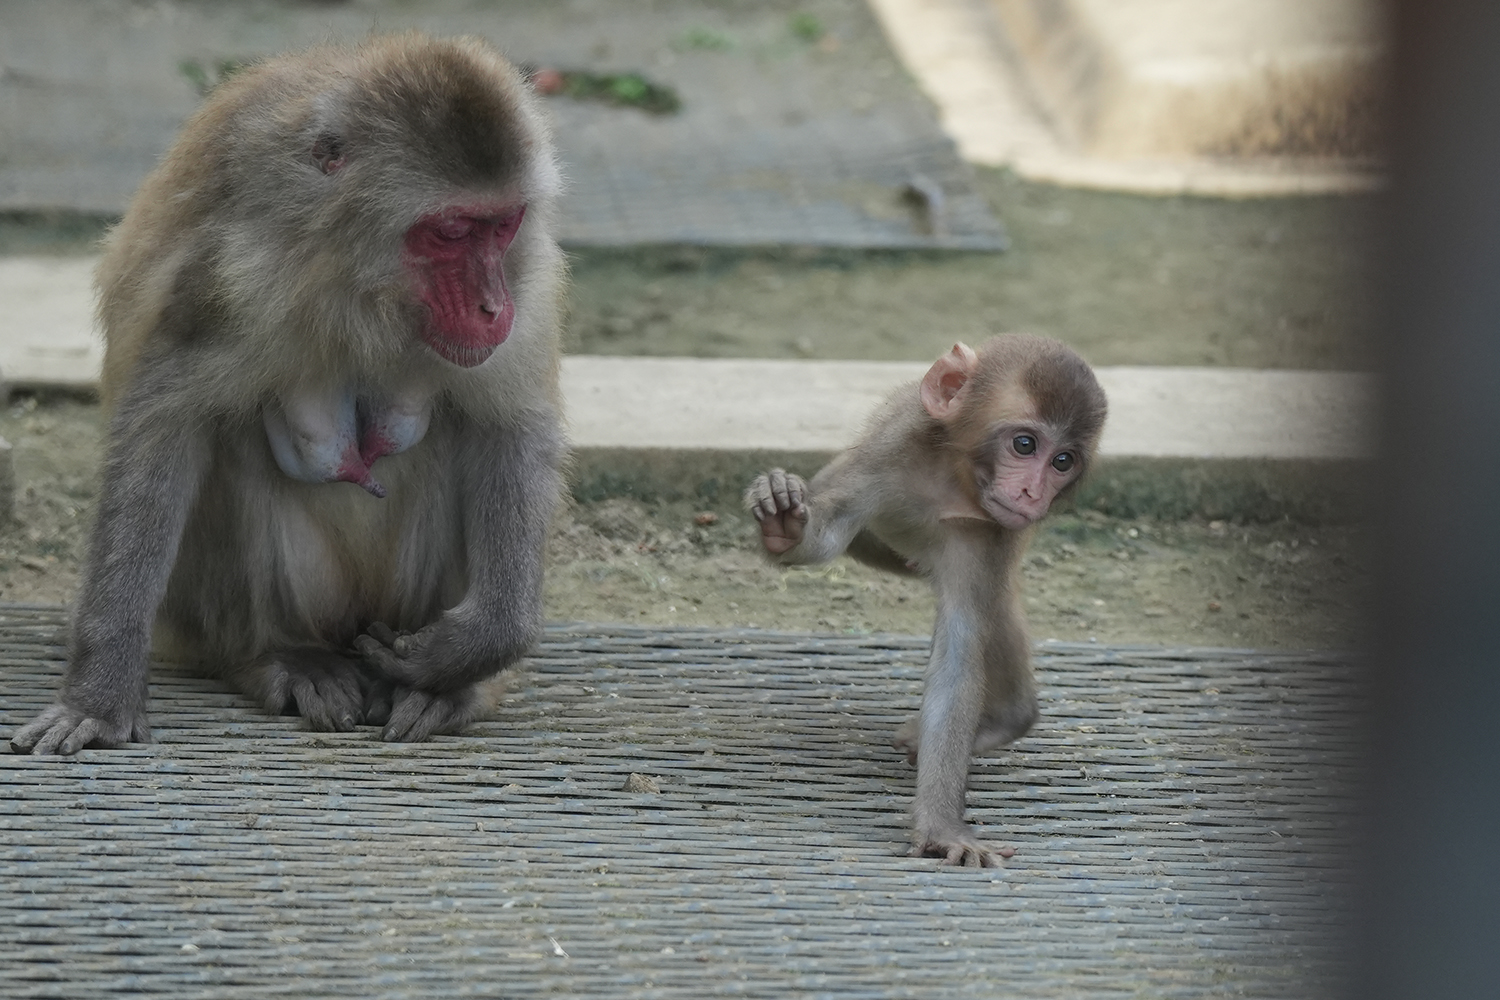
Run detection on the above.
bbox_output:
[0,604,1360,998]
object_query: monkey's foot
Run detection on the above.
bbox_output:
[892,717,920,765]
[381,685,482,743]
[9,704,151,755]
[912,822,1015,868]
[974,698,1039,754]
[230,650,372,732]
[895,702,1038,764]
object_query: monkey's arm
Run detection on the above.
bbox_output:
[908,524,1025,866]
[10,356,212,754]
[845,530,921,576]
[356,406,564,742]
[744,454,883,565]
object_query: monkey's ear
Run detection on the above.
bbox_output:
[920,342,978,420]
[310,133,347,174]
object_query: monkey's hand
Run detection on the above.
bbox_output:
[354,622,508,741]
[9,703,152,755]
[745,469,809,555]
[379,685,486,743]
[912,821,1014,868]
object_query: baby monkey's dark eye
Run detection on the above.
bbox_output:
[1052,452,1075,472]
[1013,435,1036,455]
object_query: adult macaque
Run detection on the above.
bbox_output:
[746,335,1107,866]
[11,34,567,754]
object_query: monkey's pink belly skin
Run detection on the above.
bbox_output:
[264,387,432,498]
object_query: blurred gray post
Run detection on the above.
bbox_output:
[1364,1,1500,996]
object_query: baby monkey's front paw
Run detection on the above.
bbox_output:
[745,468,809,555]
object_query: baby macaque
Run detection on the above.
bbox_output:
[746,335,1107,865]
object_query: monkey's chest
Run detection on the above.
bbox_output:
[263,384,432,500]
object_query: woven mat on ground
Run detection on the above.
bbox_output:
[0,605,1359,998]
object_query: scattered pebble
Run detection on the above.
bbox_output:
[693,512,718,526]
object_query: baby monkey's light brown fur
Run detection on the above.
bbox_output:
[747,335,1107,866]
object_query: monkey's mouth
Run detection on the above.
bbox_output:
[984,496,1041,530]
[424,336,501,368]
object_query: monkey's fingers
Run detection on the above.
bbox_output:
[367,621,400,647]
[287,671,363,732]
[765,468,807,513]
[914,829,1009,868]
[382,686,478,743]
[745,474,774,521]
[920,842,991,867]
[354,634,421,686]
[10,705,146,755]
[359,673,396,727]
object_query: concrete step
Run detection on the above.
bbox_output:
[563,355,1370,461]
[0,256,1372,521]
[868,0,1384,195]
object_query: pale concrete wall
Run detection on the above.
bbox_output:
[991,0,1387,160]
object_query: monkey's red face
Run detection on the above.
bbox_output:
[402,205,526,367]
[975,425,1080,530]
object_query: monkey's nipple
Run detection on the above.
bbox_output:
[357,476,389,500]
[335,460,388,499]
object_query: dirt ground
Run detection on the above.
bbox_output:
[0,173,1375,649]
[0,397,1367,651]
[565,168,1379,370]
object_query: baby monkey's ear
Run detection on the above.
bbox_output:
[919,342,978,421]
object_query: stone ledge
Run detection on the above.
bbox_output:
[868,0,1384,195]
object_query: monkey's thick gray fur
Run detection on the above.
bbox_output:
[11,35,567,754]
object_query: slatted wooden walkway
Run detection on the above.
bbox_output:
[0,605,1358,998]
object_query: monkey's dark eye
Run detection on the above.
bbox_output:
[1013,435,1036,456]
[1052,452,1075,472]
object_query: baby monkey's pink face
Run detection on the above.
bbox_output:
[402,203,526,367]
[919,341,1101,533]
[974,422,1081,530]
